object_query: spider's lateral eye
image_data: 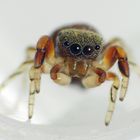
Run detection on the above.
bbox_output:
[70,43,82,55]
[63,41,70,47]
[83,45,94,56]
[95,45,100,50]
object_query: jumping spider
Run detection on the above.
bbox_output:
[0,24,138,126]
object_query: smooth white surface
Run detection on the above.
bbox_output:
[0,0,140,140]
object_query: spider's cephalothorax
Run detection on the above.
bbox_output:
[57,29,103,59]
[0,23,133,126]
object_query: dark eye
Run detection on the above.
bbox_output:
[70,43,82,55]
[83,45,94,56]
[95,45,100,50]
[63,41,70,47]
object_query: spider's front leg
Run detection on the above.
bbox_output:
[99,38,130,125]
[82,66,120,126]
[103,38,130,101]
[105,72,120,126]
[28,36,55,119]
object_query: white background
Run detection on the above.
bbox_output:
[0,0,140,140]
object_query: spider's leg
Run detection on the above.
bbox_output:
[129,61,140,76]
[28,36,55,119]
[105,72,120,126]
[117,47,129,101]
[113,37,140,78]
[0,46,36,92]
[50,64,71,86]
[102,38,129,101]
[0,60,33,92]
[26,46,36,60]
[29,66,41,119]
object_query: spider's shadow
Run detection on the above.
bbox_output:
[70,77,86,90]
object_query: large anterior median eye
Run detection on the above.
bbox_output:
[70,43,82,55]
[83,45,94,56]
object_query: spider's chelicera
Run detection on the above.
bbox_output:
[1,23,136,126]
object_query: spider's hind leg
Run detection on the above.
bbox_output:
[129,61,140,76]
[0,47,36,92]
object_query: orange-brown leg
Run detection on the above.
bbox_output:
[102,38,129,101]
[28,36,55,119]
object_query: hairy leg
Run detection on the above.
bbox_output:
[129,61,140,76]
[26,46,36,60]
[105,72,120,126]
[101,38,129,101]
[28,36,55,119]
[0,46,36,92]
[29,66,42,119]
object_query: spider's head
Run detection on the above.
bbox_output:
[57,29,103,60]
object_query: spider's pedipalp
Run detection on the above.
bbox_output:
[82,67,106,88]
[50,64,72,86]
